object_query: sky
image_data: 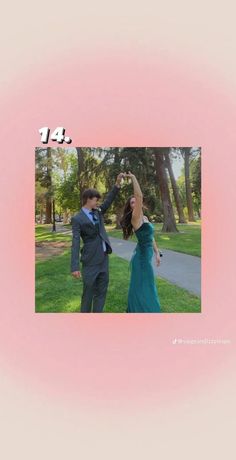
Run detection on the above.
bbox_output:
[172,155,184,179]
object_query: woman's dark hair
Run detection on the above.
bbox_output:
[120,196,134,240]
[82,188,101,206]
[120,196,149,239]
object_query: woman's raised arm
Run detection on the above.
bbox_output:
[126,172,143,227]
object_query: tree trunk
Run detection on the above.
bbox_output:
[165,152,186,223]
[40,205,44,224]
[63,209,70,224]
[45,148,52,223]
[115,206,123,229]
[52,198,56,232]
[184,148,195,222]
[154,150,178,232]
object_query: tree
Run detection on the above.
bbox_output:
[35,147,54,224]
[191,151,201,217]
[164,150,186,223]
[76,147,86,206]
[45,148,53,223]
[182,147,195,222]
[98,147,162,227]
[35,182,47,223]
[153,148,178,232]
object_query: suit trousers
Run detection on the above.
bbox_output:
[81,254,109,312]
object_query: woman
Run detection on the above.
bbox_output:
[120,172,161,312]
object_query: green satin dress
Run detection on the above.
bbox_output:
[127,222,161,312]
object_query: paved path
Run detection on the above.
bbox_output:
[109,237,201,297]
[55,224,201,296]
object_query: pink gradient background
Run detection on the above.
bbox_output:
[1,1,236,458]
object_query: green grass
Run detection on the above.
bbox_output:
[35,250,201,313]
[106,222,201,257]
[35,224,72,243]
[36,222,201,257]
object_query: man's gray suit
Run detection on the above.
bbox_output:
[71,185,120,312]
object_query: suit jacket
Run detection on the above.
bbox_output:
[71,185,120,272]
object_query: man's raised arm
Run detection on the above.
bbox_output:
[99,173,123,214]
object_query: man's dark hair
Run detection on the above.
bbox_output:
[82,188,101,206]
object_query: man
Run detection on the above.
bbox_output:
[71,173,124,312]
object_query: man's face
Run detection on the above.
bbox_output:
[87,197,100,209]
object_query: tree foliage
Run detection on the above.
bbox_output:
[35,147,201,232]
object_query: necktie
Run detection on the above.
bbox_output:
[89,210,99,225]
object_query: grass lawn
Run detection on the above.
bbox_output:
[36,224,72,243]
[106,222,201,257]
[35,249,201,313]
[36,222,201,257]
